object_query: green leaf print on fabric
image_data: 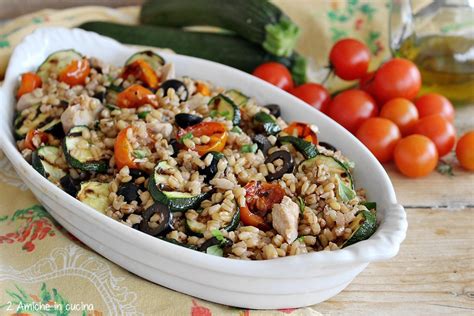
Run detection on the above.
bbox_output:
[359,4,376,21]
[330,27,348,41]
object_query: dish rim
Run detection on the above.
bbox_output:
[0,27,407,277]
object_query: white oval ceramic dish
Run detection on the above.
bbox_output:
[0,27,407,309]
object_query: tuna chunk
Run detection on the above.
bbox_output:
[272,196,300,244]
[61,95,102,133]
[16,92,42,111]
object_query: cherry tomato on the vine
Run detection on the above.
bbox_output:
[356,118,401,163]
[415,93,455,122]
[412,114,456,157]
[327,89,378,133]
[373,58,421,104]
[456,131,474,171]
[252,62,294,91]
[289,83,330,112]
[394,134,438,178]
[329,38,370,81]
[380,98,419,136]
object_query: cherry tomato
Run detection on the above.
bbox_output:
[414,93,455,122]
[380,98,419,136]
[394,134,438,178]
[456,131,474,171]
[177,122,228,156]
[329,38,370,80]
[58,58,91,86]
[373,58,421,104]
[114,127,138,170]
[17,72,42,98]
[327,89,378,133]
[24,130,50,151]
[284,122,318,144]
[240,180,285,230]
[196,82,211,96]
[356,118,401,163]
[412,114,456,157]
[252,62,294,91]
[289,83,330,112]
[122,60,159,89]
[117,84,158,108]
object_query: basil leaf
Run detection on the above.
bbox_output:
[241,143,258,153]
[337,175,356,202]
[133,149,147,159]
[180,132,193,143]
[231,126,242,134]
[206,245,223,257]
[211,229,224,242]
[361,201,376,210]
[297,196,305,214]
[138,111,150,119]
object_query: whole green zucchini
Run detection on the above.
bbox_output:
[139,0,300,57]
[79,22,307,84]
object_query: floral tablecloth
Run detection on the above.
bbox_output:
[0,2,392,315]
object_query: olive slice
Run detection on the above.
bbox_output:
[252,134,272,156]
[200,151,224,183]
[318,141,337,152]
[175,113,203,129]
[198,236,233,252]
[60,175,80,197]
[117,182,140,203]
[264,150,294,181]
[160,79,189,101]
[263,104,281,118]
[169,139,180,158]
[139,202,172,236]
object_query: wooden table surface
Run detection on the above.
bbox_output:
[317,106,474,315]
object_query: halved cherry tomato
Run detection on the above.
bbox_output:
[241,180,285,230]
[284,122,318,144]
[114,127,138,170]
[122,60,159,89]
[196,82,211,96]
[17,72,42,98]
[177,122,228,156]
[24,130,49,151]
[58,58,91,86]
[117,84,158,108]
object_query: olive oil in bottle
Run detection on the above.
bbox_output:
[397,35,474,105]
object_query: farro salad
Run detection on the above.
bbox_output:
[13,49,376,260]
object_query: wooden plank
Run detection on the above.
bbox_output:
[314,208,474,315]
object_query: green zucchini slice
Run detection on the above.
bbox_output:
[125,50,165,70]
[343,210,377,248]
[62,126,108,173]
[77,181,111,213]
[31,146,66,184]
[253,111,281,135]
[278,136,318,159]
[208,94,241,126]
[298,154,353,188]
[224,89,249,107]
[14,104,63,139]
[148,161,212,212]
[37,49,83,82]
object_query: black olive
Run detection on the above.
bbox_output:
[117,182,140,203]
[132,223,140,230]
[318,141,338,152]
[92,91,106,103]
[198,236,233,252]
[252,134,272,156]
[129,168,147,179]
[169,139,180,158]
[139,202,173,236]
[160,79,189,101]
[59,175,80,197]
[263,104,281,118]
[175,113,203,129]
[200,152,224,183]
[264,150,294,182]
